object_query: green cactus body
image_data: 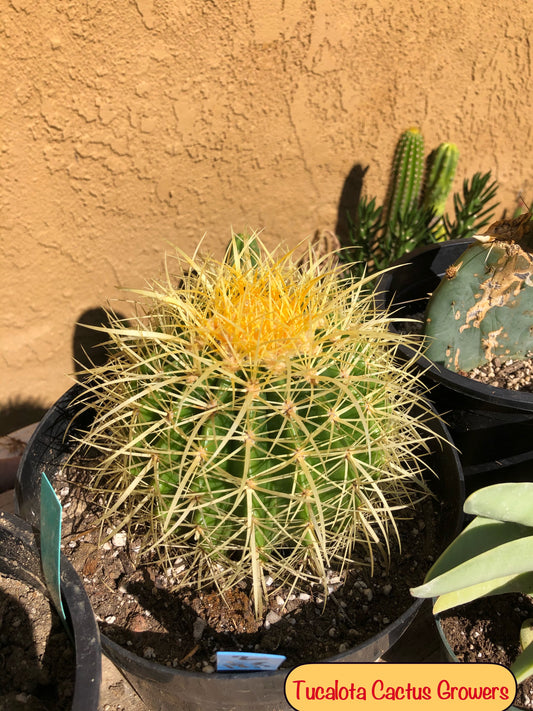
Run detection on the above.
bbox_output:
[423,213,533,373]
[77,233,432,615]
[422,143,459,217]
[386,127,425,235]
[422,142,459,241]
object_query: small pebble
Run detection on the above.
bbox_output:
[265,610,282,626]
[112,531,127,547]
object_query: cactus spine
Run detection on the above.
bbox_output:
[75,233,433,616]
[423,212,533,373]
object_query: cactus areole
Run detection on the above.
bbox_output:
[423,212,533,374]
[75,233,433,616]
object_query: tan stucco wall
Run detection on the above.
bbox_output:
[1,0,533,429]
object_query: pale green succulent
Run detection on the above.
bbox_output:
[411,482,533,684]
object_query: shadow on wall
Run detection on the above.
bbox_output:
[334,163,368,248]
[72,306,128,374]
[1,167,377,438]
[0,397,48,438]
[0,307,128,438]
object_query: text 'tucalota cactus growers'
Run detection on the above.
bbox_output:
[424,211,533,373]
[74,233,435,616]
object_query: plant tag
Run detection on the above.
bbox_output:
[40,473,67,626]
[216,651,286,672]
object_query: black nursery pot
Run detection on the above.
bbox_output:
[15,383,464,711]
[0,510,101,711]
[376,239,533,494]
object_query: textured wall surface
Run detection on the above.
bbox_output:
[1,0,533,428]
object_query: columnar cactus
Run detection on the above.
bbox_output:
[423,212,533,373]
[343,128,493,276]
[385,127,425,236]
[422,142,460,240]
[378,131,459,266]
[75,233,434,616]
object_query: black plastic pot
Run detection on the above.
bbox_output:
[435,616,520,710]
[376,239,533,494]
[0,510,101,711]
[16,383,464,711]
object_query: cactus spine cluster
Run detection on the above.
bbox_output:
[424,212,533,373]
[75,233,434,616]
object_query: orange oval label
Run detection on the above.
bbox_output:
[285,663,516,710]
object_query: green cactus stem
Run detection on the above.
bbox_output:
[422,142,459,240]
[423,212,533,373]
[342,129,500,277]
[385,127,425,236]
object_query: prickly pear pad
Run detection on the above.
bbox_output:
[424,213,533,373]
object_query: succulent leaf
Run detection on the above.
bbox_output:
[432,571,533,615]
[513,631,533,684]
[464,482,533,526]
[411,480,533,683]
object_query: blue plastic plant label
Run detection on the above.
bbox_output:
[216,651,286,672]
[40,473,67,626]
